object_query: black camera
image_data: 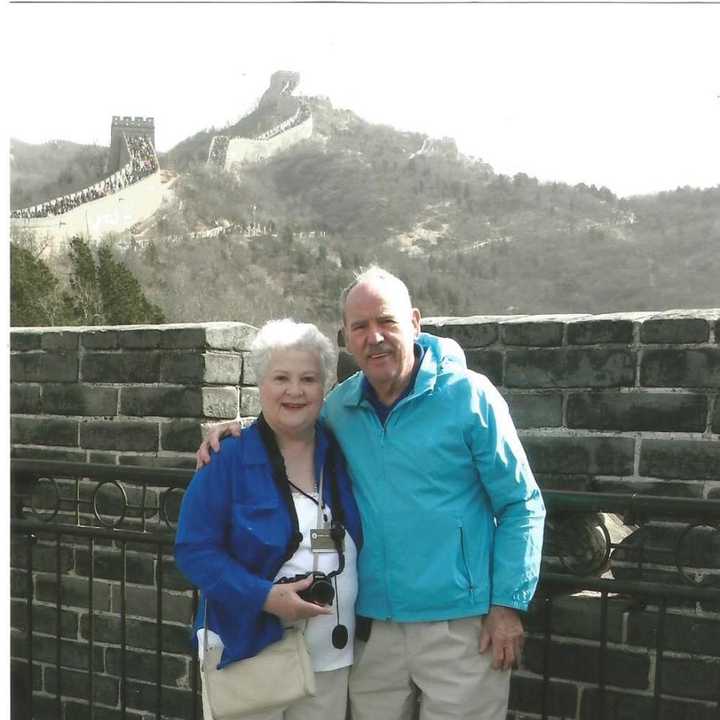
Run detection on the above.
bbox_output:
[276,522,346,607]
[280,570,335,606]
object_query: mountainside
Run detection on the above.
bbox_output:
[10,82,720,331]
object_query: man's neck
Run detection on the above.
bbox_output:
[371,356,420,407]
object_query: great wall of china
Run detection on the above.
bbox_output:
[10,72,315,253]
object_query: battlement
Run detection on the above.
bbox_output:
[112,116,155,128]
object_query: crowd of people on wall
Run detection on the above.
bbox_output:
[208,136,230,167]
[254,102,311,142]
[11,133,158,219]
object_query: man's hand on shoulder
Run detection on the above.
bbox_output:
[479,605,524,671]
[195,421,242,469]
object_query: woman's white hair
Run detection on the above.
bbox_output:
[250,319,337,389]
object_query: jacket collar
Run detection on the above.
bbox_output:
[242,420,330,471]
[342,335,439,407]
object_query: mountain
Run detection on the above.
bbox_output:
[10,75,720,332]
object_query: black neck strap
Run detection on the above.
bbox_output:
[255,414,344,562]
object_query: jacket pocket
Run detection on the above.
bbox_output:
[230,502,286,557]
[458,522,476,592]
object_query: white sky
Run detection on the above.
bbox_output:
[3,3,720,198]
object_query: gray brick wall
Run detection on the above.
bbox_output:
[10,313,720,719]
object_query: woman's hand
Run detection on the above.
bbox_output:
[262,577,334,622]
[195,422,242,469]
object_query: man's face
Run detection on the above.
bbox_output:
[343,280,421,400]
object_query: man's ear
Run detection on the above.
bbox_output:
[411,308,422,337]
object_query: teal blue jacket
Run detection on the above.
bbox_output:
[322,333,545,621]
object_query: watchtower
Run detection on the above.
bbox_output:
[109,116,155,172]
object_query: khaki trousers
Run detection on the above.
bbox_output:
[349,618,510,720]
[202,665,349,720]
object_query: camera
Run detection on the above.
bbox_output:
[276,522,346,606]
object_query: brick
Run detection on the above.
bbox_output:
[121,386,202,417]
[26,635,104,671]
[82,352,162,383]
[75,548,155,585]
[534,473,594,491]
[118,454,196,469]
[525,595,627,643]
[242,352,258,385]
[640,439,720,480]
[11,384,42,413]
[466,350,503,386]
[641,348,720,387]
[521,435,635,475]
[161,558,194,592]
[160,323,257,351]
[422,322,498,348]
[160,352,241,384]
[11,445,86,462]
[592,478,705,498]
[11,599,78,637]
[641,317,710,344]
[35,576,112,611]
[42,384,118,416]
[81,330,119,349]
[44,666,118,706]
[337,350,358,383]
[124,680,197,719]
[579,688,718,720]
[502,321,563,346]
[10,540,74,573]
[41,332,79,351]
[80,420,159,452]
[627,609,720,657]
[11,416,78,446]
[661,657,720,700]
[111,585,193,624]
[506,349,636,388]
[14,693,58,720]
[11,332,42,350]
[504,393,562,428]
[80,613,190,654]
[567,319,634,345]
[105,647,189,686]
[567,391,707,431]
[11,352,78,382]
[508,675,577,718]
[523,637,650,689]
[119,328,164,349]
[88,451,118,464]
[63,702,147,720]
[240,386,261,416]
[201,386,238,418]
[161,420,202,452]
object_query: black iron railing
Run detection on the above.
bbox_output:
[10,460,720,720]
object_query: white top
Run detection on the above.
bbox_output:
[198,492,357,672]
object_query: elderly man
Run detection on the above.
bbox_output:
[197,266,545,720]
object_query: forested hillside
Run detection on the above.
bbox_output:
[10,93,720,330]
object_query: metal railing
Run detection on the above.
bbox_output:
[10,460,720,720]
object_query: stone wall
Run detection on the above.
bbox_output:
[11,322,259,467]
[10,311,720,719]
[419,310,720,500]
[224,114,313,169]
[10,171,170,256]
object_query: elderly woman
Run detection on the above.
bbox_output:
[175,319,363,720]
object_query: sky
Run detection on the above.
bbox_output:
[3,2,720,198]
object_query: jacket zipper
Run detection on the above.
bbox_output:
[459,525,476,592]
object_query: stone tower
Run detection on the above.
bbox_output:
[109,116,155,173]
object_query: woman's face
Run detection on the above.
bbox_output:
[259,349,325,439]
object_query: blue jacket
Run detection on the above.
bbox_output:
[174,421,363,668]
[322,332,545,621]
